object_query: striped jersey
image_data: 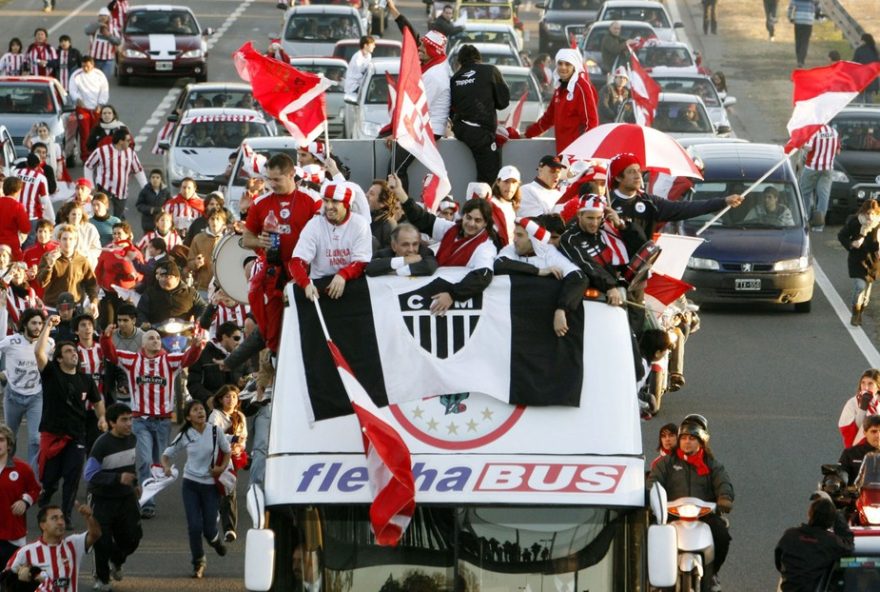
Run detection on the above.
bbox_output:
[804,125,840,170]
[106,342,202,416]
[0,52,27,75]
[88,27,119,62]
[110,0,129,33]
[162,197,203,234]
[6,287,39,335]
[136,229,182,252]
[84,144,144,200]
[25,43,57,76]
[210,302,249,336]
[16,166,50,220]
[77,341,104,410]
[55,49,74,89]
[6,532,88,592]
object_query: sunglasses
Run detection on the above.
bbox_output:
[232,335,242,341]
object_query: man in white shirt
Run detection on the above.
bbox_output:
[517,155,568,217]
[68,56,109,161]
[343,35,375,98]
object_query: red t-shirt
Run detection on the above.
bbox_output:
[0,196,31,259]
[23,240,59,297]
[244,190,320,262]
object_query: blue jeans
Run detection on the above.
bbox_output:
[249,402,272,487]
[853,278,873,308]
[95,59,114,79]
[181,478,220,565]
[3,387,42,474]
[132,417,171,509]
[799,166,832,222]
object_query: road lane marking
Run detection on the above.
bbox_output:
[814,261,880,367]
[47,0,98,35]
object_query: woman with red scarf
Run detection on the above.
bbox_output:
[391,174,499,315]
[648,414,734,588]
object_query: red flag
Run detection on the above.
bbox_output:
[785,61,880,152]
[326,340,415,546]
[629,53,660,127]
[645,273,693,306]
[392,29,450,212]
[233,41,334,145]
[503,91,529,131]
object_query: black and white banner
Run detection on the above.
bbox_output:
[287,270,588,422]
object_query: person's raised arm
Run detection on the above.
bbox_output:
[35,314,60,371]
[77,501,102,550]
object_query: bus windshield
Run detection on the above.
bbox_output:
[275,505,640,591]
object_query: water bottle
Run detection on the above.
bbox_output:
[264,210,281,264]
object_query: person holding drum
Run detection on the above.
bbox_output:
[187,209,229,301]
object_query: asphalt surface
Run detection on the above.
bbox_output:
[0,0,875,590]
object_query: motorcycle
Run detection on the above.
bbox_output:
[648,483,718,592]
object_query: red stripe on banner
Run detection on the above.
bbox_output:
[791,61,880,103]
[645,273,694,306]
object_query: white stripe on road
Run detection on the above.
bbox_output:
[814,261,880,367]
[47,0,98,35]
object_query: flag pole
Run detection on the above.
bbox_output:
[390,139,397,176]
[695,150,794,236]
[311,298,332,343]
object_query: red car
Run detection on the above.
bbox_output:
[116,5,212,86]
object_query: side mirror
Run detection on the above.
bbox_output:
[202,27,215,36]
[244,529,275,591]
[715,124,731,136]
[276,0,289,9]
[344,94,359,105]
[673,21,684,28]
[62,101,75,113]
[723,95,737,108]
[166,113,179,123]
[158,140,170,151]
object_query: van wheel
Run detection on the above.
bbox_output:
[794,300,812,313]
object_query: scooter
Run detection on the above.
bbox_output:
[648,483,718,592]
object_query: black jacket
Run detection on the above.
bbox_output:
[494,256,588,312]
[136,283,206,325]
[839,442,879,485]
[366,244,439,277]
[429,16,464,38]
[775,516,853,592]
[52,46,83,82]
[451,62,510,131]
[838,214,880,281]
[135,186,171,232]
[647,451,734,503]
[557,226,621,293]
[187,341,243,404]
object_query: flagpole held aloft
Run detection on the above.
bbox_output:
[695,151,793,236]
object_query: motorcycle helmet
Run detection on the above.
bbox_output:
[678,413,710,445]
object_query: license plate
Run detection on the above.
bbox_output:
[735,279,761,291]
[155,61,173,71]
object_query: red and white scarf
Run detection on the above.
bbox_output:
[435,226,489,267]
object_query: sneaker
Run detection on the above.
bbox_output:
[224,530,237,543]
[92,580,112,591]
[710,574,722,592]
[192,563,206,579]
[42,5,52,12]
[140,506,156,519]
[109,562,123,582]
[209,536,228,557]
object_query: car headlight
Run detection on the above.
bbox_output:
[180,49,203,59]
[772,257,809,272]
[831,170,849,183]
[360,121,381,138]
[123,48,147,58]
[585,59,602,75]
[542,22,562,32]
[688,257,719,270]
[858,189,867,199]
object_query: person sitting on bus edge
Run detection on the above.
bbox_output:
[488,166,522,245]
[838,368,880,449]
[516,155,568,218]
[648,414,734,590]
[557,194,628,308]
[366,223,439,277]
[839,415,880,485]
[774,492,853,592]
[743,186,795,227]
[289,183,373,302]
[494,217,588,337]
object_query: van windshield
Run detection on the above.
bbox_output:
[285,14,360,41]
[684,181,803,229]
[281,505,634,591]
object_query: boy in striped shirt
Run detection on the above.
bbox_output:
[799,124,841,232]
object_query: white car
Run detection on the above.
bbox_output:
[448,22,524,53]
[652,72,737,137]
[626,40,698,74]
[495,65,545,129]
[579,20,658,86]
[617,93,721,139]
[448,41,524,70]
[161,108,275,189]
[280,5,367,58]
[596,0,682,42]
[224,136,300,216]
[290,57,348,138]
[344,58,397,139]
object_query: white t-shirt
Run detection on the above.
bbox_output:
[292,213,373,279]
[517,180,563,217]
[0,307,52,396]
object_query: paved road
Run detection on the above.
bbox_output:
[0,0,874,590]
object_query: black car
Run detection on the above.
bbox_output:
[537,0,604,54]
[826,105,880,223]
[677,141,814,312]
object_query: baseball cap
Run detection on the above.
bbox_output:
[497,165,521,182]
[539,155,567,169]
[57,292,76,306]
[75,178,92,189]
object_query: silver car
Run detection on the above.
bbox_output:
[617,93,722,139]
[344,58,398,140]
[596,0,682,42]
[224,136,300,217]
[0,76,74,158]
[280,5,367,58]
[652,72,737,137]
[290,57,348,138]
[495,65,545,129]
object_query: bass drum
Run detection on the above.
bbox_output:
[623,240,661,290]
[213,233,252,304]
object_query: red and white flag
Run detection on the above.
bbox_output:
[785,60,880,152]
[326,339,415,546]
[392,29,451,212]
[233,41,334,145]
[629,53,661,127]
[240,140,267,177]
[502,91,529,131]
[646,273,693,307]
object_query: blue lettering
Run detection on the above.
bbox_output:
[437,467,471,491]
[413,462,437,491]
[318,463,341,492]
[297,463,324,492]
[338,467,369,492]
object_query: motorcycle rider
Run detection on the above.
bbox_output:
[774,492,853,592]
[648,414,734,591]
[839,415,880,484]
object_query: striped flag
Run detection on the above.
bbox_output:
[785,61,880,152]
[628,53,660,127]
[326,338,415,546]
[503,91,529,131]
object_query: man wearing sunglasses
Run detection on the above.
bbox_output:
[186,321,244,406]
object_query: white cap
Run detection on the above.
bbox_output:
[98,7,111,15]
[613,66,629,79]
[497,165,521,182]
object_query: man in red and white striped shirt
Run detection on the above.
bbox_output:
[15,157,54,240]
[25,29,56,77]
[75,315,107,453]
[101,326,205,518]
[85,8,121,79]
[5,503,101,592]
[799,124,840,232]
[162,178,205,238]
[83,128,148,219]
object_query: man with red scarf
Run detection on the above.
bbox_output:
[391,174,499,315]
[162,178,205,239]
[242,153,320,352]
[25,28,56,77]
[648,414,734,589]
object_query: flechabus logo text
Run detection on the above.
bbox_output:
[474,463,625,493]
